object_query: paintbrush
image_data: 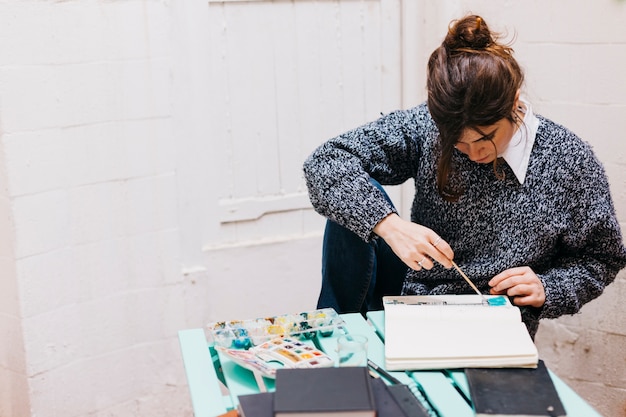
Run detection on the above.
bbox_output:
[450,260,489,304]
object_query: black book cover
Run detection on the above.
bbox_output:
[370,378,407,416]
[237,391,273,417]
[386,383,431,417]
[370,378,430,417]
[273,367,376,416]
[465,360,567,417]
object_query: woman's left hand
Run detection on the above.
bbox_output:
[488,266,545,308]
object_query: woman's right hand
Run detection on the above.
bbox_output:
[373,213,454,270]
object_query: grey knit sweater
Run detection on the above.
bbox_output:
[303,102,626,336]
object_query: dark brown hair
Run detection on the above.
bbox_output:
[427,15,524,201]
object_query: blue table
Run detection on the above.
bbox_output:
[178,311,601,417]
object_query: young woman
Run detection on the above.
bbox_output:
[303,15,626,338]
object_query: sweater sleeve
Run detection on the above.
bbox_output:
[537,141,626,320]
[303,107,422,242]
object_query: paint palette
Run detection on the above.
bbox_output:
[208,308,344,348]
[254,337,334,368]
[216,336,334,378]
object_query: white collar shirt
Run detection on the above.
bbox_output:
[498,99,539,184]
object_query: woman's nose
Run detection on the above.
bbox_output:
[456,142,483,160]
[467,145,483,160]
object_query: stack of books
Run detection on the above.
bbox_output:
[237,366,430,417]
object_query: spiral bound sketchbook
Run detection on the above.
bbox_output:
[383,295,538,370]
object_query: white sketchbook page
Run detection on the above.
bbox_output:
[383,295,538,369]
[384,320,536,360]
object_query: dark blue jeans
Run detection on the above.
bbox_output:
[316,181,407,316]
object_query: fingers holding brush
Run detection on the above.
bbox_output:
[430,235,454,267]
[415,234,454,270]
[373,214,453,270]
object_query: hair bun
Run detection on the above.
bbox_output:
[445,15,493,51]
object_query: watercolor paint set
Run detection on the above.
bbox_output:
[216,336,334,378]
[207,308,344,348]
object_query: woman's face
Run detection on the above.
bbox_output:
[454,117,518,164]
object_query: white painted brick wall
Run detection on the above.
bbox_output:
[0,89,28,415]
[10,176,179,259]
[4,120,176,196]
[0,61,171,134]
[0,1,190,416]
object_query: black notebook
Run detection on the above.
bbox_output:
[237,391,273,417]
[370,378,431,417]
[465,360,567,417]
[273,367,376,417]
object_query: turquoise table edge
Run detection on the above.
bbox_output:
[178,312,603,417]
[178,329,230,417]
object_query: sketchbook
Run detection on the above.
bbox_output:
[383,295,538,370]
